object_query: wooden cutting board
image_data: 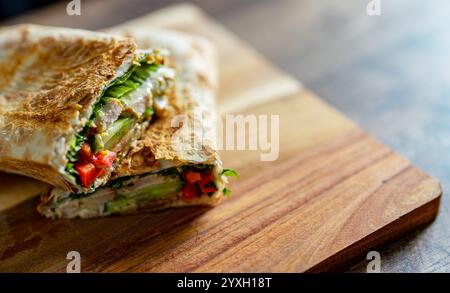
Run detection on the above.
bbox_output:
[0,4,442,272]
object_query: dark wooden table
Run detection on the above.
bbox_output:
[2,0,449,273]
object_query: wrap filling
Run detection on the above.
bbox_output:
[65,51,174,190]
[42,165,222,218]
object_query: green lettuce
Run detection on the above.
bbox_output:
[65,59,162,183]
[221,168,240,179]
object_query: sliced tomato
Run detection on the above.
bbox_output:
[199,172,212,183]
[93,150,116,168]
[79,143,93,161]
[198,173,217,194]
[201,185,217,194]
[181,183,198,200]
[75,143,116,188]
[184,171,202,184]
[75,161,97,188]
[95,167,107,178]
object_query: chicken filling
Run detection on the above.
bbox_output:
[65,52,174,190]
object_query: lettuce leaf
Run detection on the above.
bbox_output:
[104,63,160,99]
[221,168,240,179]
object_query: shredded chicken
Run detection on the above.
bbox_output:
[95,98,122,132]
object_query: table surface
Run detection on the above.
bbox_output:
[1,0,449,273]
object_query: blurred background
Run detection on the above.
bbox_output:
[0,0,55,19]
[0,0,449,272]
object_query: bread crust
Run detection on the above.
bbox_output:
[112,28,220,177]
[0,25,136,191]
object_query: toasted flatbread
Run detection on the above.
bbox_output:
[0,25,174,193]
[39,29,228,219]
[112,28,219,176]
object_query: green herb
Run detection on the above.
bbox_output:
[65,132,86,180]
[142,106,154,118]
[67,133,84,163]
[223,188,231,197]
[221,168,240,179]
[221,169,238,198]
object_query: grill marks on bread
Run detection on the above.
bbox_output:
[0,25,136,133]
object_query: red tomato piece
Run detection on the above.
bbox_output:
[95,167,107,178]
[198,173,217,194]
[93,151,116,168]
[200,172,212,182]
[79,143,93,161]
[181,184,198,200]
[201,186,217,194]
[75,161,96,188]
[184,171,202,184]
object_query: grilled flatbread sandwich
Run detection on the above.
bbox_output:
[38,29,236,219]
[0,25,175,193]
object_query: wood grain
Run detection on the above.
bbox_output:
[0,4,442,272]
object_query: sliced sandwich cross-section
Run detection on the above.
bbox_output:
[65,50,175,191]
[39,29,234,218]
[0,25,174,193]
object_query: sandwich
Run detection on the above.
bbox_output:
[0,25,175,193]
[38,29,237,219]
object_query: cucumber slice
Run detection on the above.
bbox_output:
[102,117,135,151]
[93,134,104,152]
[105,178,181,213]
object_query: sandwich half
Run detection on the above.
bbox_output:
[0,25,175,193]
[38,29,234,219]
